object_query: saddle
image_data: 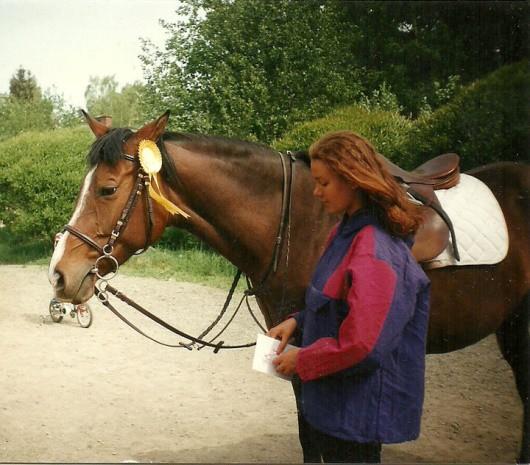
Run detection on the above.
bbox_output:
[377,153,461,263]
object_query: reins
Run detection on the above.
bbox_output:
[63,145,296,352]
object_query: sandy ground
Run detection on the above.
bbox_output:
[0,264,523,463]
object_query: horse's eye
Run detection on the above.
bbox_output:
[99,187,118,197]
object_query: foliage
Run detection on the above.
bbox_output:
[0,229,51,264]
[47,92,83,128]
[0,68,83,140]
[139,0,527,141]
[0,97,55,141]
[342,1,528,114]
[404,60,529,170]
[9,67,42,101]
[157,227,204,251]
[359,82,403,113]
[0,127,91,245]
[119,247,237,288]
[85,76,145,127]
[141,0,363,143]
[273,105,414,167]
[275,61,528,171]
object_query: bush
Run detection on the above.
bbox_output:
[273,105,414,167]
[404,60,529,170]
[0,127,91,246]
[0,98,55,141]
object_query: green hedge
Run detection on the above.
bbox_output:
[273,105,415,167]
[404,60,529,170]
[0,126,91,245]
[274,61,528,171]
[0,125,205,253]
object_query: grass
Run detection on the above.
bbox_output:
[0,230,51,264]
[0,229,238,289]
[118,247,239,289]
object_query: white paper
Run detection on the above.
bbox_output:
[252,334,297,381]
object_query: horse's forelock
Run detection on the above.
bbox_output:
[87,128,133,167]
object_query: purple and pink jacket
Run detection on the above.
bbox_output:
[293,210,430,443]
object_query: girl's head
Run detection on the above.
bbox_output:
[309,131,423,237]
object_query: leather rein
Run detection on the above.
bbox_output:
[62,147,296,352]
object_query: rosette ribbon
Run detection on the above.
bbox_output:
[138,140,190,218]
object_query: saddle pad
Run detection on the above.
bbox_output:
[424,173,509,269]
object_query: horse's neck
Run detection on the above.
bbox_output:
[163,141,282,279]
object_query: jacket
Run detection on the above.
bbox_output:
[293,210,430,443]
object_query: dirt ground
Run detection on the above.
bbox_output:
[0,264,523,463]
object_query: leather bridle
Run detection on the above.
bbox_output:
[63,153,154,280]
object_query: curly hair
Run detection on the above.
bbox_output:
[309,131,423,237]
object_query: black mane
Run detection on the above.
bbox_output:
[87,128,133,167]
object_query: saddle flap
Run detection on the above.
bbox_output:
[412,206,450,263]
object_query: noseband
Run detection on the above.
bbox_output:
[63,153,154,280]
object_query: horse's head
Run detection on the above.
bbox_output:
[48,111,177,304]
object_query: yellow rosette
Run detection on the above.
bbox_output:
[138,140,190,218]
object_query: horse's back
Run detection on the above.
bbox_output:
[426,162,530,353]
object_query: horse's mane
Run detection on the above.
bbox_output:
[162,132,311,167]
[161,131,275,159]
[86,128,311,175]
[87,128,133,166]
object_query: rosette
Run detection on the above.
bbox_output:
[138,140,190,218]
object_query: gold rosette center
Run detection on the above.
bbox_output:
[138,140,162,175]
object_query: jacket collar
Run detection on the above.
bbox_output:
[337,209,379,238]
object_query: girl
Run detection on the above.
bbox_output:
[268,131,431,463]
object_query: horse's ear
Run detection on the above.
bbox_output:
[134,110,170,142]
[81,110,110,138]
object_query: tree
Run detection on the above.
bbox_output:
[140,0,363,142]
[0,69,80,140]
[9,67,42,101]
[85,76,145,127]
[0,68,53,139]
[341,1,529,114]
[140,0,527,141]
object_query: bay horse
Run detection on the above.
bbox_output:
[48,112,529,462]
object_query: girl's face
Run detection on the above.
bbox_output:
[311,159,363,216]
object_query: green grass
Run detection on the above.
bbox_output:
[118,247,238,288]
[0,229,238,289]
[0,229,51,264]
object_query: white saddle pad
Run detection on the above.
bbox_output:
[424,173,509,269]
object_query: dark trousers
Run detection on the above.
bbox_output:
[292,375,380,463]
[290,341,382,463]
[305,420,381,463]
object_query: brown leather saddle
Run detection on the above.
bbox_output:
[376,152,461,263]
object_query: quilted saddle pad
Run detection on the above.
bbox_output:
[424,173,509,269]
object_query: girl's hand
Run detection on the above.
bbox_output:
[267,317,297,354]
[272,348,300,376]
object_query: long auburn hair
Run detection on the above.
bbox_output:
[309,131,423,237]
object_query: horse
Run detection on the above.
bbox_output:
[48,112,529,462]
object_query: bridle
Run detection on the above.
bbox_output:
[63,153,154,281]
[59,142,296,352]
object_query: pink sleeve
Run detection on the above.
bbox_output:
[296,254,397,382]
